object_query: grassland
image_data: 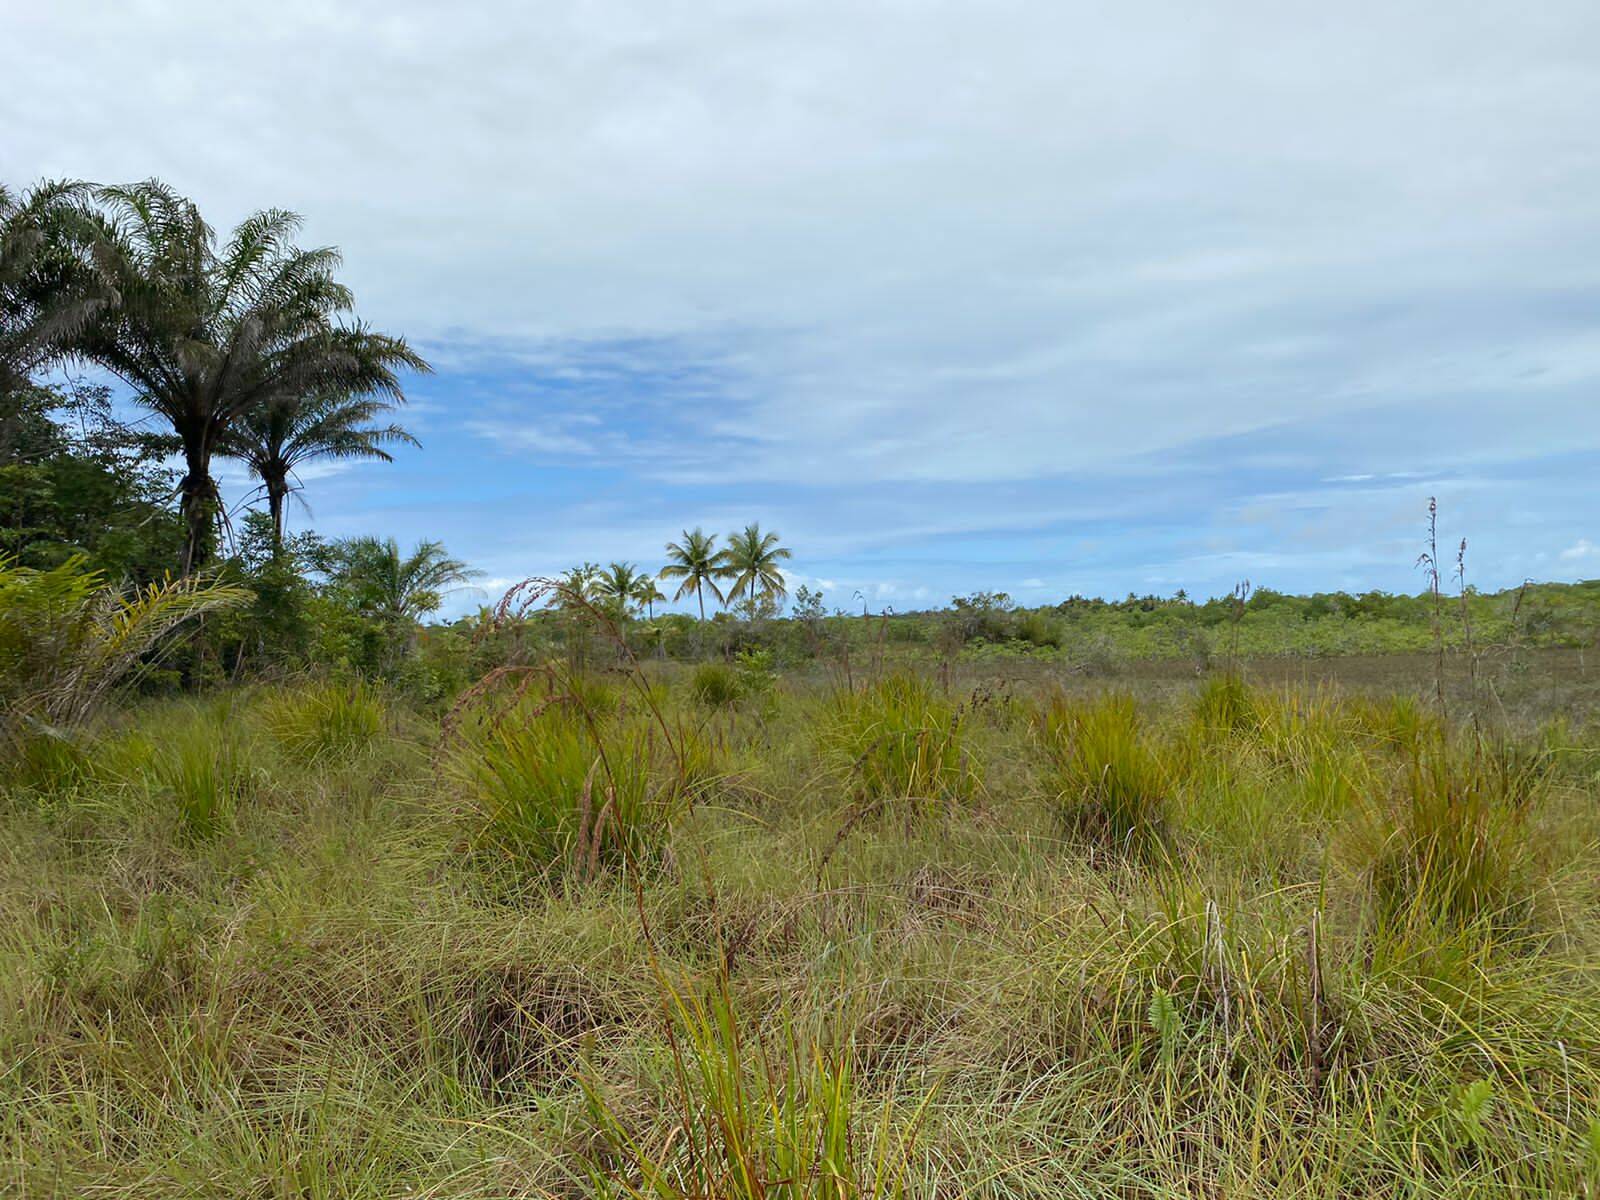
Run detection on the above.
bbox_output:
[3,651,1599,1198]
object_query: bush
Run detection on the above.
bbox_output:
[264,679,386,763]
[452,701,684,874]
[1038,693,1169,857]
[689,661,741,709]
[823,674,976,810]
[1014,609,1063,649]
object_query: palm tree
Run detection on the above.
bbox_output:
[660,528,725,624]
[330,536,479,624]
[559,562,603,606]
[633,574,666,620]
[718,523,792,619]
[596,561,645,619]
[62,181,427,573]
[0,180,105,395]
[221,391,417,551]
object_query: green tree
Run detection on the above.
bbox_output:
[660,528,725,624]
[54,181,427,574]
[221,391,417,551]
[633,574,666,620]
[596,561,645,619]
[0,380,182,578]
[718,523,791,619]
[0,180,105,396]
[327,536,478,626]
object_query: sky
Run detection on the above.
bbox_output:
[5,0,1599,614]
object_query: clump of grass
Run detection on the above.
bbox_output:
[1038,692,1169,857]
[689,661,741,709]
[264,678,386,763]
[1192,672,1258,738]
[452,700,683,875]
[583,976,924,1199]
[1368,742,1538,929]
[146,710,252,841]
[1349,693,1439,753]
[823,674,976,811]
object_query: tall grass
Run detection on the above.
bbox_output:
[1367,740,1539,930]
[4,657,1599,1198]
[451,696,686,875]
[821,674,976,811]
[584,976,925,1199]
[264,678,386,762]
[1038,692,1170,857]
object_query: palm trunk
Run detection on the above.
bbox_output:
[266,476,288,555]
[696,584,707,659]
[178,441,219,575]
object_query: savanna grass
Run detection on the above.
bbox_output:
[3,656,1598,1199]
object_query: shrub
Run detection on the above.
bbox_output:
[1014,609,1063,649]
[453,702,683,874]
[1038,693,1169,857]
[264,679,385,763]
[689,661,741,709]
[1368,743,1536,929]
[823,674,975,810]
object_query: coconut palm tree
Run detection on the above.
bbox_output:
[596,561,645,619]
[62,181,427,573]
[221,391,417,551]
[633,574,666,620]
[719,523,792,619]
[329,536,478,625]
[559,562,603,606]
[660,528,725,624]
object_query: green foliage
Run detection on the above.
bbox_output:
[1039,692,1170,857]
[143,706,252,841]
[264,679,385,763]
[0,554,248,748]
[1368,742,1537,930]
[584,978,921,1199]
[1192,672,1258,737]
[824,674,975,809]
[689,661,741,709]
[451,698,684,874]
[0,380,182,579]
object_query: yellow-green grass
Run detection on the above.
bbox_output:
[2,668,1598,1197]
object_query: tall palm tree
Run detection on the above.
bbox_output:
[660,528,725,623]
[632,574,666,620]
[0,180,105,395]
[718,523,792,619]
[596,561,644,619]
[63,181,427,573]
[221,391,417,551]
[559,562,603,606]
[330,536,478,624]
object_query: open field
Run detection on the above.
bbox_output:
[4,652,1599,1198]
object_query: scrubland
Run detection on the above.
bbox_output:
[4,649,1599,1199]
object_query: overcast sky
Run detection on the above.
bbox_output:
[5,1,1598,611]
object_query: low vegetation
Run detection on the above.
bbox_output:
[4,620,1597,1196]
[6,173,1600,1197]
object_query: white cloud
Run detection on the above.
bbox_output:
[7,1,1599,602]
[1561,538,1599,562]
